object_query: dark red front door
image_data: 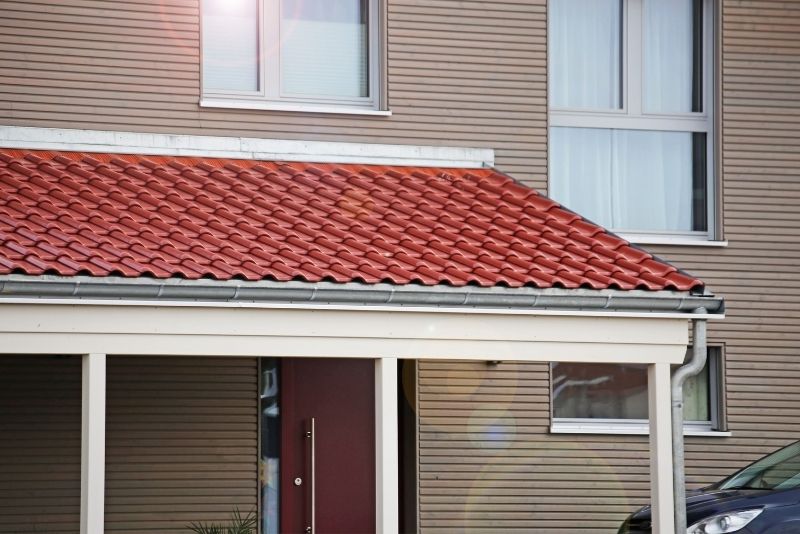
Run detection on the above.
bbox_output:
[281,358,376,534]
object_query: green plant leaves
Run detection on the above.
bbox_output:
[187,508,257,534]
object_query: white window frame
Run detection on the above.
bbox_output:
[548,0,716,243]
[549,347,729,436]
[200,0,384,114]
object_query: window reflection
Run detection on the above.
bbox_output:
[553,363,649,419]
[552,353,711,422]
[201,0,259,91]
[260,359,280,534]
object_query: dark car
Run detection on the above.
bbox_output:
[619,441,800,533]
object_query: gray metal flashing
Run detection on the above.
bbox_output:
[0,275,725,314]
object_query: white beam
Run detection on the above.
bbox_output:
[0,303,690,343]
[0,333,687,364]
[0,303,689,364]
[375,358,399,534]
[648,363,675,534]
[81,353,106,534]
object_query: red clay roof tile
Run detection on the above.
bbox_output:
[0,150,704,292]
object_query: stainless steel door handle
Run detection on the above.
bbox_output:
[305,417,316,534]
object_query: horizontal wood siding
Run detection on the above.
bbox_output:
[0,356,81,534]
[418,359,652,533]
[668,0,800,491]
[105,356,258,533]
[419,2,800,532]
[0,0,547,185]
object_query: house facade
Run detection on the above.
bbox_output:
[0,0,796,533]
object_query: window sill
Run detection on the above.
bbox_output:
[200,99,392,117]
[550,422,731,437]
[618,234,728,247]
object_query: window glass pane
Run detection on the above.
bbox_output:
[202,0,259,92]
[281,0,369,98]
[550,127,614,229]
[260,359,280,534]
[552,352,714,422]
[692,132,709,232]
[550,127,706,232]
[644,0,702,113]
[549,0,622,110]
[552,363,649,419]
[683,359,709,422]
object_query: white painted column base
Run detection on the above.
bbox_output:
[81,353,106,534]
[375,357,399,534]
[648,363,675,534]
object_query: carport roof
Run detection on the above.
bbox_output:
[0,149,703,292]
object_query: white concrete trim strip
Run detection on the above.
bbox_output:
[0,126,494,168]
[80,353,106,534]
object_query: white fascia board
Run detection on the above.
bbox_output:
[0,334,687,364]
[0,302,689,364]
[0,125,494,168]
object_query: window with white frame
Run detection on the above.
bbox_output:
[201,0,380,111]
[550,347,725,434]
[548,0,714,240]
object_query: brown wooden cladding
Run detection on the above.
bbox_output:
[105,357,258,533]
[0,356,81,534]
[0,0,547,185]
[418,1,800,532]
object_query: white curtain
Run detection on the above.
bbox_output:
[202,0,259,92]
[644,0,695,113]
[281,0,369,98]
[550,127,614,225]
[551,127,694,232]
[683,362,710,422]
[549,0,621,109]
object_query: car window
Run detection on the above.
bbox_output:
[718,441,800,491]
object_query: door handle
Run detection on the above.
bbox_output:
[304,417,316,534]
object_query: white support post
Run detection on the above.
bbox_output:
[648,363,675,534]
[81,353,106,534]
[375,357,399,534]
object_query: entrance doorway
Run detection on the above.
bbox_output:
[260,358,376,534]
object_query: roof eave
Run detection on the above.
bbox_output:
[0,274,724,315]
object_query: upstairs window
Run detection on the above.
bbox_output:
[548,0,715,241]
[202,0,380,111]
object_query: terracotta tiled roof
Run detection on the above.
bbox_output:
[0,150,703,291]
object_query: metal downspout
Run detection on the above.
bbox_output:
[672,308,708,533]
